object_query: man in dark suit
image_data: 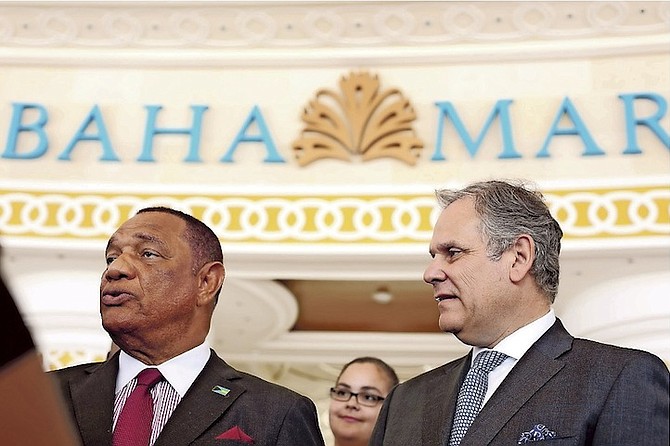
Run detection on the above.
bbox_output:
[52,207,325,446]
[370,180,669,446]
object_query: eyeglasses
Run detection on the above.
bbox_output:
[329,387,385,407]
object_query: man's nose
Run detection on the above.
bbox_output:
[103,254,134,281]
[423,258,446,285]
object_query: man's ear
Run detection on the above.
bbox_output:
[509,235,535,283]
[196,262,225,307]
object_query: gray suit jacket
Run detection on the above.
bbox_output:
[51,350,325,446]
[370,319,669,446]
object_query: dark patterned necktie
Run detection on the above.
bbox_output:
[113,368,163,446]
[448,350,509,446]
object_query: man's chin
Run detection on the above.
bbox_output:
[440,322,463,342]
[438,317,462,335]
[101,313,135,336]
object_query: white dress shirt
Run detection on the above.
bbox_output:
[113,342,211,445]
[471,309,556,406]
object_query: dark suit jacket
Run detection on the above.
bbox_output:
[370,319,670,446]
[51,350,325,446]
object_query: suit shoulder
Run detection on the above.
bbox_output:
[233,367,312,401]
[49,361,104,380]
[571,338,667,371]
[572,337,658,357]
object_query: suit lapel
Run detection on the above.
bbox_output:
[154,351,244,446]
[462,320,573,446]
[430,354,470,446]
[69,355,119,446]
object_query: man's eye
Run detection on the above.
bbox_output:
[105,255,116,265]
[142,251,158,259]
[447,248,463,257]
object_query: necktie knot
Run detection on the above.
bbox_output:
[136,368,163,388]
[472,350,508,373]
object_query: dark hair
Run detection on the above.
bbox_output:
[136,207,224,299]
[337,356,399,388]
[435,180,562,303]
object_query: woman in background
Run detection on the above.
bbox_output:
[329,357,399,446]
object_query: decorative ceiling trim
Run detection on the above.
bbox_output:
[1,183,668,245]
[222,330,470,367]
[0,2,668,67]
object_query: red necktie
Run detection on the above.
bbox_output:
[113,368,163,446]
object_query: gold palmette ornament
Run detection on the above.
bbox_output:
[293,71,424,166]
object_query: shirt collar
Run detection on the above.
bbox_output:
[116,342,211,398]
[472,308,556,363]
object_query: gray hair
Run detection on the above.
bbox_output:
[435,180,562,303]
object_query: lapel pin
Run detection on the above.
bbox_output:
[212,385,231,397]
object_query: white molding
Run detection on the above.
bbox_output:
[2,175,670,194]
[221,330,469,367]
[1,2,668,67]
[1,35,669,67]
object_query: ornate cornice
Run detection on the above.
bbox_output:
[1,181,668,248]
[1,1,668,66]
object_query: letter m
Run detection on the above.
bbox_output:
[432,100,520,161]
